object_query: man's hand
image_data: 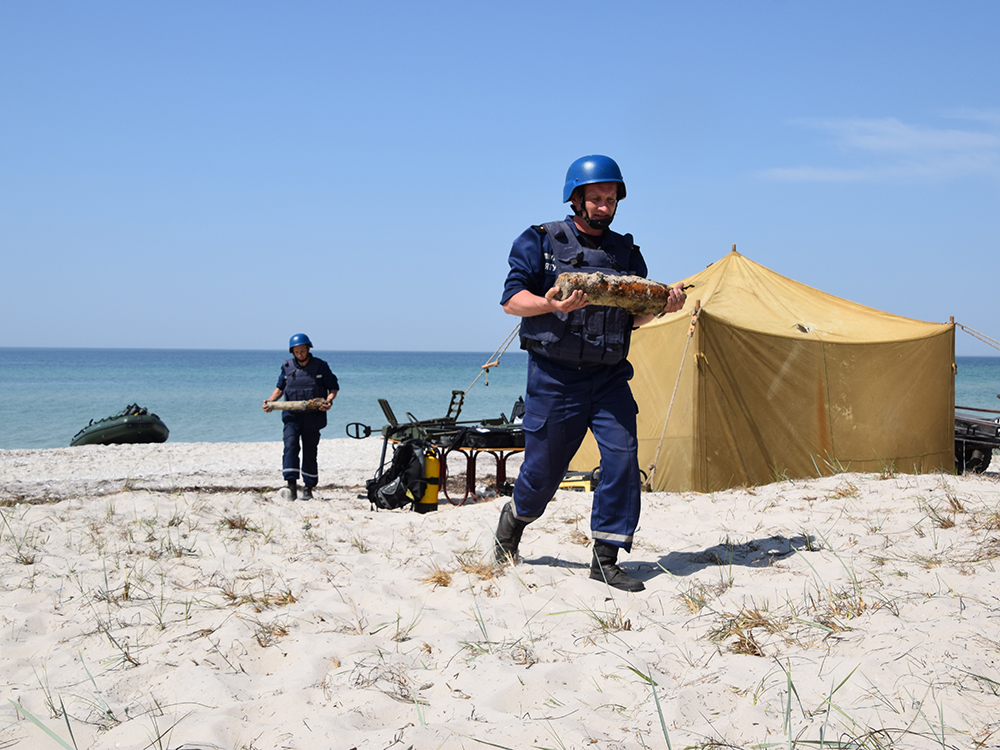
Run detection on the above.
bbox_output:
[320,391,338,411]
[662,282,687,314]
[633,283,689,328]
[262,400,274,412]
[544,286,588,313]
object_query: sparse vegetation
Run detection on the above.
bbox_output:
[420,564,452,588]
[3,465,999,749]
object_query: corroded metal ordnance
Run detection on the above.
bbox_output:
[265,398,327,411]
[555,272,674,316]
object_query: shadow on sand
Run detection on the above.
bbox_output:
[650,534,814,578]
[523,534,814,583]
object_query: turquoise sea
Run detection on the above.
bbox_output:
[0,349,529,450]
[954,357,1000,412]
[0,349,997,450]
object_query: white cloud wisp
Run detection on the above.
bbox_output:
[762,113,1000,183]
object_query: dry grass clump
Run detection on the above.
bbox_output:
[457,551,498,581]
[219,514,264,535]
[830,481,859,498]
[978,509,1000,531]
[271,589,298,607]
[968,498,1000,533]
[705,570,897,656]
[592,607,632,633]
[676,579,730,614]
[211,573,298,612]
[567,528,591,546]
[421,564,452,588]
[550,599,634,636]
[823,586,878,619]
[0,509,43,565]
[707,603,789,656]
[878,459,899,479]
[924,504,957,529]
[677,581,711,614]
[249,618,289,648]
[13,548,37,566]
[944,492,966,513]
[351,655,431,705]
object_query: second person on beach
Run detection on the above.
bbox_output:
[263,333,339,500]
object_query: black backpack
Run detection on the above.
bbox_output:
[366,439,429,510]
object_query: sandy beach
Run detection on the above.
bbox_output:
[2,439,999,749]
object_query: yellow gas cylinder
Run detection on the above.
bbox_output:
[415,447,440,513]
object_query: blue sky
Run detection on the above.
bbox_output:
[2,1,998,355]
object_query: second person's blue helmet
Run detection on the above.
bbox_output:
[562,155,627,203]
[289,333,313,352]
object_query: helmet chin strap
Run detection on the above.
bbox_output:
[573,202,615,231]
[584,214,613,231]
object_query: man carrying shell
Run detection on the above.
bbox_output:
[494,155,686,591]
[263,334,338,500]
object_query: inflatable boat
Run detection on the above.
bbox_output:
[70,404,169,447]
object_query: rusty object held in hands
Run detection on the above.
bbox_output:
[555,272,686,317]
[265,398,327,411]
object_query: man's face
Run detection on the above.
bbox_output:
[574,182,619,223]
[292,345,311,363]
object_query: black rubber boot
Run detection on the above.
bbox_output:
[590,540,645,592]
[494,501,527,565]
[300,486,313,501]
[286,479,298,500]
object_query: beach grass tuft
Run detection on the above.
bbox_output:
[1,509,44,565]
[457,551,498,580]
[421,564,452,588]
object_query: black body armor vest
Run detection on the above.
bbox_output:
[519,221,643,366]
[281,358,330,429]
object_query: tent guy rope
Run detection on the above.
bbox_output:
[464,324,521,393]
[956,323,1000,354]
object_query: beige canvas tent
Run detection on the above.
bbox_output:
[570,249,955,492]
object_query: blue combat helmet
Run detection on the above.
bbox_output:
[288,333,313,352]
[562,155,627,203]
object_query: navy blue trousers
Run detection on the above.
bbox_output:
[282,420,321,487]
[512,354,641,551]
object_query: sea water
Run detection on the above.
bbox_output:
[954,357,1000,414]
[0,348,529,450]
[1,349,998,451]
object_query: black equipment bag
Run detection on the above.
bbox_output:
[366,439,428,510]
